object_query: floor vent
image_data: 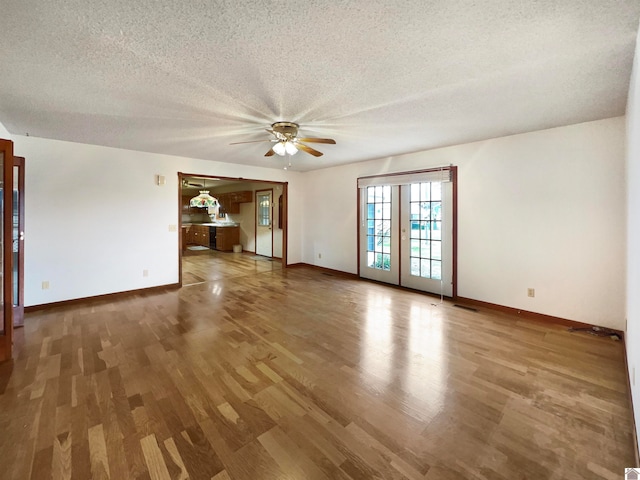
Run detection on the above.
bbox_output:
[453,304,478,312]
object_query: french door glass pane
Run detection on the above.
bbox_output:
[420,259,430,278]
[431,182,442,201]
[431,260,442,280]
[421,182,430,201]
[13,167,18,308]
[410,257,419,276]
[431,221,441,240]
[431,241,441,260]
[420,202,429,220]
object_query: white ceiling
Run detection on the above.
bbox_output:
[1,1,639,172]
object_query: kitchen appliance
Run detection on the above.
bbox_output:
[209,226,216,250]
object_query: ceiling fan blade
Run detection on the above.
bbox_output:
[296,137,336,144]
[265,148,276,157]
[229,139,273,145]
[296,143,323,157]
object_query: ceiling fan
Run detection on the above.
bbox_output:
[230,122,336,157]
[182,179,204,188]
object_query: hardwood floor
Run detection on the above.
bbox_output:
[182,249,282,286]
[1,253,636,479]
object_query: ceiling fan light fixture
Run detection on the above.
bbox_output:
[272,141,287,156]
[231,121,335,158]
[284,141,298,155]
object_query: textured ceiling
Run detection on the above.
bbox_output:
[1,1,639,172]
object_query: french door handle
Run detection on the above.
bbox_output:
[19,231,24,241]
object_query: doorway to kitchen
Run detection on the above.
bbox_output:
[178,173,287,287]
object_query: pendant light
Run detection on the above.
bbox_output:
[188,179,218,208]
[189,191,217,207]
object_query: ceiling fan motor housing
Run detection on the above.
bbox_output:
[272,122,299,139]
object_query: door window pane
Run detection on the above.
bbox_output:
[421,182,430,201]
[410,257,419,276]
[431,260,442,280]
[420,259,430,278]
[420,202,430,220]
[408,181,443,280]
[431,241,441,260]
[257,194,271,226]
[366,186,392,271]
[431,221,441,240]
[13,166,18,309]
[431,182,442,201]
[410,239,420,256]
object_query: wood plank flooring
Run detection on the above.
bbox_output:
[1,252,636,479]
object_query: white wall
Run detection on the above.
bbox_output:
[302,117,626,330]
[0,121,11,139]
[12,135,302,306]
[626,22,640,458]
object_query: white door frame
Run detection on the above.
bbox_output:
[357,167,457,297]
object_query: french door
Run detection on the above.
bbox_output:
[0,140,14,362]
[13,156,25,327]
[358,168,455,297]
[359,185,399,284]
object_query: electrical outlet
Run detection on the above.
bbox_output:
[527,288,535,298]
[318,253,322,259]
[42,281,49,290]
[143,270,149,277]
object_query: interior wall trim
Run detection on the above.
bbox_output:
[288,263,359,279]
[293,263,623,335]
[623,336,640,466]
[24,283,180,313]
[454,295,625,336]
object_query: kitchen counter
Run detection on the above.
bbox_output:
[183,222,239,227]
[183,223,240,252]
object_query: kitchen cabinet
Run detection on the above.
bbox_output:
[182,195,198,214]
[217,190,252,215]
[192,225,209,247]
[230,190,253,203]
[215,226,240,252]
[217,193,239,214]
[184,225,210,248]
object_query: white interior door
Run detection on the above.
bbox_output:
[359,185,399,284]
[400,182,453,296]
[256,190,273,257]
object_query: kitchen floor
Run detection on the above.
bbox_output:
[182,248,282,286]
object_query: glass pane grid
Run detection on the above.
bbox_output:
[366,186,391,271]
[408,182,442,280]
